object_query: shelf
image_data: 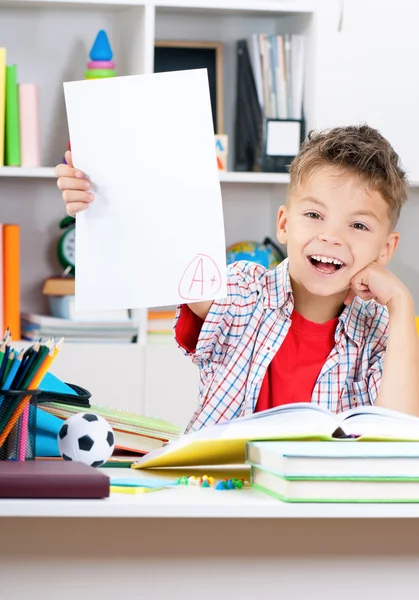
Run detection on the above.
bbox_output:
[0,167,290,184]
[0,0,143,7]
[0,167,57,178]
[219,171,290,184]
[4,167,418,188]
[0,0,313,11]
[154,0,314,15]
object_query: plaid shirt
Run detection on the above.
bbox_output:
[174,259,388,433]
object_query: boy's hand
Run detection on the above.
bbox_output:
[344,262,412,312]
[54,151,94,217]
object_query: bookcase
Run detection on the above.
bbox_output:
[1,0,419,428]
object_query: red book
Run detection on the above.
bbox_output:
[0,460,110,498]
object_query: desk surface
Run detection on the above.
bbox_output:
[2,467,419,518]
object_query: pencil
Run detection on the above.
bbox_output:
[0,340,62,448]
[17,341,55,460]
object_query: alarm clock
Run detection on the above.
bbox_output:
[57,216,76,275]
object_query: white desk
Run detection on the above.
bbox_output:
[2,467,419,599]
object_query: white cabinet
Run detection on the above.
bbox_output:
[311,0,419,182]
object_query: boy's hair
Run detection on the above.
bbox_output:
[288,124,408,228]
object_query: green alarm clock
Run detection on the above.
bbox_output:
[57,216,76,275]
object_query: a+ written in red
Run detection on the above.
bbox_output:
[178,254,222,300]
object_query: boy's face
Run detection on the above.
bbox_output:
[277,166,400,298]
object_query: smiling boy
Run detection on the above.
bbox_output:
[55,125,419,432]
[173,125,419,430]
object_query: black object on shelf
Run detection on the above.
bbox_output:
[261,118,305,173]
[234,39,263,172]
[234,39,306,173]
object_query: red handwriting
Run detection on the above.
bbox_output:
[178,254,222,300]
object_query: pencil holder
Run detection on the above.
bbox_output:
[0,389,41,461]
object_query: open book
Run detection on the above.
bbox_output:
[132,403,419,469]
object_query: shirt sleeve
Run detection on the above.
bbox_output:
[367,350,384,404]
[175,305,204,354]
[366,302,389,405]
[174,260,267,366]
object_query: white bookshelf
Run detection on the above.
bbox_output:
[2,0,418,419]
[0,0,314,416]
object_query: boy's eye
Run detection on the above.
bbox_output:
[352,222,369,231]
[305,212,321,220]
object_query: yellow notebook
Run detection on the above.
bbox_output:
[132,403,419,470]
[0,48,6,166]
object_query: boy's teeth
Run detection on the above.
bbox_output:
[311,255,343,266]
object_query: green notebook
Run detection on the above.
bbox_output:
[251,465,419,503]
[5,64,20,166]
[40,402,182,441]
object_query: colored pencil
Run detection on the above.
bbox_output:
[0,339,62,448]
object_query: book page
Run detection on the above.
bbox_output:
[340,405,419,439]
[63,69,227,311]
[133,403,339,469]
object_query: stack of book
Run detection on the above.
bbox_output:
[147,308,176,344]
[0,47,41,167]
[246,441,419,503]
[247,32,306,121]
[21,312,138,344]
[132,401,419,503]
[39,401,182,455]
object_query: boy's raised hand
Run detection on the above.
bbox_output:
[344,262,412,312]
[54,151,94,217]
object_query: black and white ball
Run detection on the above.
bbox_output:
[57,412,115,468]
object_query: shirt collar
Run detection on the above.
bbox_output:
[263,258,365,347]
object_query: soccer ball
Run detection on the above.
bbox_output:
[57,412,115,468]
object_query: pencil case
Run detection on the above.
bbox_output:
[0,389,41,461]
[37,382,91,408]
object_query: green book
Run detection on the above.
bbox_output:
[251,464,419,503]
[40,402,182,441]
[5,64,20,166]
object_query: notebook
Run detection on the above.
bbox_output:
[246,441,419,478]
[251,466,419,503]
[133,403,419,469]
[39,402,182,455]
[0,460,109,498]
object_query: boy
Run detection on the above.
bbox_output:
[55,125,419,432]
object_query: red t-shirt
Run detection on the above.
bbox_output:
[176,305,338,411]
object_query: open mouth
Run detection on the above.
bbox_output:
[308,255,346,275]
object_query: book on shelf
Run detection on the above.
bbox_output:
[0,48,5,166]
[0,223,21,340]
[235,33,306,172]
[147,308,176,344]
[21,312,138,344]
[0,47,41,168]
[247,32,305,121]
[132,402,419,470]
[39,401,182,455]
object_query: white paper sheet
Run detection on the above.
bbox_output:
[63,69,227,311]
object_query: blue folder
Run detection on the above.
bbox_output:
[35,372,78,457]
